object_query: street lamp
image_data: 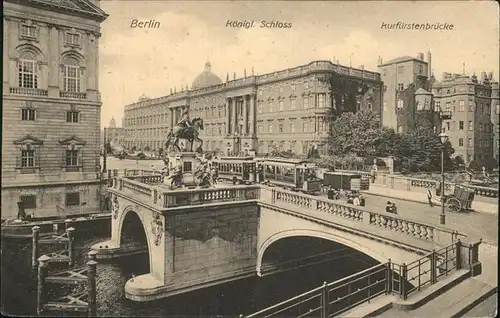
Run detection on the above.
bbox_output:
[438,132,449,225]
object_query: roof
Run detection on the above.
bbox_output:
[23,0,108,21]
[415,88,432,95]
[191,62,223,89]
[379,56,428,67]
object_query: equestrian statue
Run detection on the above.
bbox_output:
[165,109,204,153]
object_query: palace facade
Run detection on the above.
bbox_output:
[122,61,383,156]
[1,0,108,219]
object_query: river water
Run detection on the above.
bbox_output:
[1,229,378,317]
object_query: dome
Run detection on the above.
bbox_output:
[109,117,116,128]
[191,62,223,89]
[138,94,150,102]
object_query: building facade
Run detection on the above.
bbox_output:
[106,117,124,147]
[122,61,383,156]
[2,0,107,219]
[432,72,497,168]
[378,52,432,130]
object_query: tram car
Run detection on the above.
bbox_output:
[212,156,258,184]
[261,158,322,194]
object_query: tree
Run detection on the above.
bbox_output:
[397,125,455,173]
[326,110,381,158]
[374,127,402,158]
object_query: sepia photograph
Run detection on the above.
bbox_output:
[1,0,498,317]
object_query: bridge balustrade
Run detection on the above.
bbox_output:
[263,187,461,246]
[335,169,498,198]
[245,240,480,318]
[162,186,260,208]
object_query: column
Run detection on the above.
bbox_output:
[86,33,97,90]
[3,18,9,90]
[250,94,256,135]
[243,96,249,135]
[226,98,231,135]
[232,98,238,134]
[48,25,60,91]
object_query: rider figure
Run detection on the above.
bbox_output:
[177,110,192,128]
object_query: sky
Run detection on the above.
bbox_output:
[97,0,499,128]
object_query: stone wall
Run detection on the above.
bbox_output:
[1,182,101,220]
[164,202,259,287]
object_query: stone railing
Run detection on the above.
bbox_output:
[162,186,260,208]
[60,91,87,100]
[117,177,154,202]
[111,175,260,210]
[335,170,498,198]
[263,186,462,247]
[9,87,48,96]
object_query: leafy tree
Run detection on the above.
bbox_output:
[397,125,454,173]
[326,110,381,158]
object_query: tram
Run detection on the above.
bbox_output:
[212,156,258,184]
[261,158,322,194]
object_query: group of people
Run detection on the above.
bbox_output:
[325,187,365,207]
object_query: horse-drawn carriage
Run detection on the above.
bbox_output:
[444,185,475,213]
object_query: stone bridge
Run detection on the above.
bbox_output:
[93,173,466,301]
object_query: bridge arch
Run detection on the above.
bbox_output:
[257,229,388,276]
[117,206,153,273]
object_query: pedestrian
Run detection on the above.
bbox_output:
[426,187,434,207]
[359,194,365,207]
[353,196,360,206]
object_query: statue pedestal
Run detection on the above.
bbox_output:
[168,152,199,187]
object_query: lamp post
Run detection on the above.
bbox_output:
[438,132,449,225]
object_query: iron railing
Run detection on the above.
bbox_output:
[244,241,469,317]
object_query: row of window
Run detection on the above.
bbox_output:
[444,121,493,132]
[20,150,79,168]
[124,94,329,127]
[257,120,328,134]
[19,192,81,210]
[18,59,81,92]
[20,108,79,123]
[20,24,80,45]
[436,100,492,114]
[457,138,492,148]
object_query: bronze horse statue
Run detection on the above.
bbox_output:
[165,117,204,153]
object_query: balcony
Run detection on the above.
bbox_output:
[60,91,87,100]
[440,110,452,119]
[9,87,48,97]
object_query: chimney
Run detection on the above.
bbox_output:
[233,72,236,80]
[170,88,173,94]
[244,68,247,78]
[481,71,487,82]
[427,51,432,75]
[488,71,493,80]
[226,73,229,82]
[377,55,382,65]
[418,52,424,60]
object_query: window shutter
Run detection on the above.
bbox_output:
[79,112,82,123]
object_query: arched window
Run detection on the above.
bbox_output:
[18,51,39,88]
[62,56,81,92]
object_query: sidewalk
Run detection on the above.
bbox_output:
[362,184,498,215]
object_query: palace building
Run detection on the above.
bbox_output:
[122,61,383,156]
[1,0,108,219]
